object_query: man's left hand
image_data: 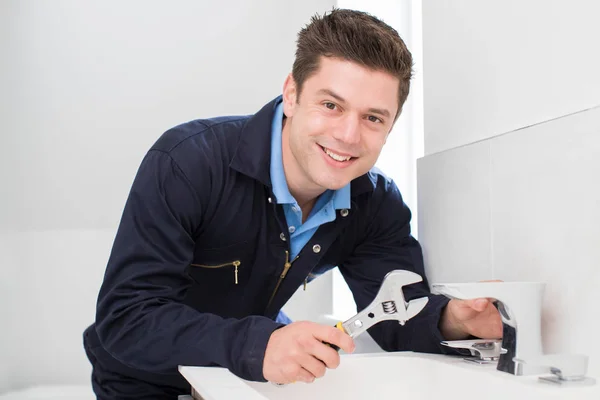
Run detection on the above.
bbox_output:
[439,298,503,340]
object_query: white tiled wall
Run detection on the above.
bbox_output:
[418,106,600,377]
[491,107,600,366]
[421,0,600,155]
[420,0,600,380]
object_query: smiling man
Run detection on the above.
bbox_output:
[83,9,502,399]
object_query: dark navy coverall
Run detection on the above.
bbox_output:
[83,97,454,398]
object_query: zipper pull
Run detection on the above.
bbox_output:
[281,250,292,279]
[233,260,241,284]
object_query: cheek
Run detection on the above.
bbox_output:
[289,124,314,156]
[363,136,387,156]
[300,112,329,136]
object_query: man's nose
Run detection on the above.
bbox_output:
[332,115,360,145]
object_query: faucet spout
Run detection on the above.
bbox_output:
[431,282,546,376]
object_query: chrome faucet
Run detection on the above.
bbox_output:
[431,282,594,385]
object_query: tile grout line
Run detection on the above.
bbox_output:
[424,104,600,158]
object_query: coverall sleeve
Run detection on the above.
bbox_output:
[95,150,280,381]
[338,179,460,354]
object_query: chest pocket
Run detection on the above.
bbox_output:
[187,240,255,288]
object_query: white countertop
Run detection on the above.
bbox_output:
[179,352,599,400]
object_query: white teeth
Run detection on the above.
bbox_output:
[324,147,351,162]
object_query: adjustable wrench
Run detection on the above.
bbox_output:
[272,269,429,386]
[327,269,429,350]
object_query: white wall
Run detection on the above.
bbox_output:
[419,0,600,378]
[422,0,600,155]
[1,0,336,232]
[0,0,335,393]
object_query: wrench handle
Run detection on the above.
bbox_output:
[323,321,345,351]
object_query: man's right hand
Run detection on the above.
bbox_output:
[262,321,355,384]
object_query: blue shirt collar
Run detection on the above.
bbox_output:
[269,100,350,209]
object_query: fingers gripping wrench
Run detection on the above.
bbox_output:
[328,269,429,350]
[272,270,429,386]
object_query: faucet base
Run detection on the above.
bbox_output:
[496,319,520,375]
[464,357,497,365]
[539,375,597,387]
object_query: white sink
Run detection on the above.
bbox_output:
[179,352,599,400]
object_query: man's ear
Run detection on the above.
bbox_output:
[282,73,298,117]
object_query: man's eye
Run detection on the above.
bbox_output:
[368,115,382,123]
[324,102,336,110]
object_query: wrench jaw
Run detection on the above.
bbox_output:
[383,269,425,287]
[405,297,429,320]
[341,270,429,338]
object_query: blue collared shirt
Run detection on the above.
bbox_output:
[269,100,350,260]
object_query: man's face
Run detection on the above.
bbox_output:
[282,57,399,194]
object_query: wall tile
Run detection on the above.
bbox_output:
[417,141,493,284]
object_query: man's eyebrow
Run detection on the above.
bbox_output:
[317,89,346,103]
[317,88,391,119]
[367,107,391,119]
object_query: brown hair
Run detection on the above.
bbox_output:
[292,8,413,121]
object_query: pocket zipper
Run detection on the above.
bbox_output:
[190,260,241,284]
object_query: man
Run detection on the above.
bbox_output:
[83,8,502,399]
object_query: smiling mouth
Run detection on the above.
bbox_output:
[319,145,356,162]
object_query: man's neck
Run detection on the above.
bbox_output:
[298,198,317,223]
